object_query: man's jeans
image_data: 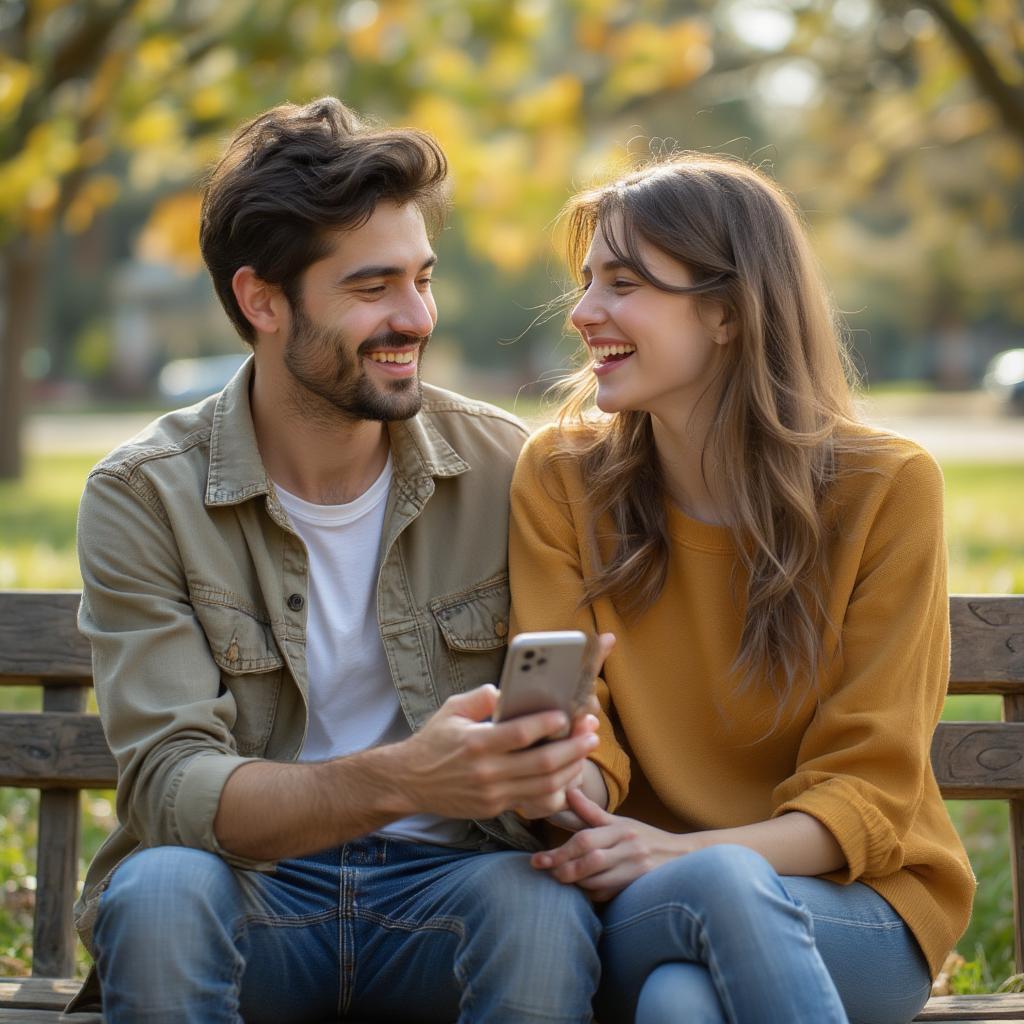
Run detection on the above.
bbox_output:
[598,845,933,1024]
[93,837,601,1024]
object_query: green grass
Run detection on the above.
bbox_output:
[0,450,1022,985]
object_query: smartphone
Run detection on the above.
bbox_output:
[493,630,600,738]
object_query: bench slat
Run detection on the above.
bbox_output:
[0,712,116,789]
[950,596,1024,690]
[0,591,90,684]
[932,722,1024,799]
[917,991,1024,1019]
[0,977,78,1010]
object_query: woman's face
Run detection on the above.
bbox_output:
[570,217,729,424]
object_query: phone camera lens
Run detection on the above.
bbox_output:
[520,663,532,672]
[523,650,536,659]
[537,657,548,666]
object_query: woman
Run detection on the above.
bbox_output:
[508,154,974,1023]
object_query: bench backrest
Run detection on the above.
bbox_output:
[0,590,1022,978]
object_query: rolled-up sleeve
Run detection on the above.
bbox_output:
[770,452,950,882]
[77,469,275,872]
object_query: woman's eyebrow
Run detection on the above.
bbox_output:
[581,259,638,277]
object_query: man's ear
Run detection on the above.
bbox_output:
[232,267,286,337]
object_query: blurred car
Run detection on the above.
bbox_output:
[157,353,249,405]
[983,349,1024,415]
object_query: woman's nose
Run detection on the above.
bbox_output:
[570,289,605,331]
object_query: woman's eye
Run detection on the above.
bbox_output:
[612,279,638,290]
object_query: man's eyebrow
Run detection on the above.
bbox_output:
[341,254,437,285]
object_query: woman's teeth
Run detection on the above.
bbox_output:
[591,344,637,363]
[368,351,416,364]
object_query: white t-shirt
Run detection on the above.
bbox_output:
[275,456,472,846]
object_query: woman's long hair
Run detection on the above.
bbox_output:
[556,154,868,713]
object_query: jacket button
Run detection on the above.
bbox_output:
[494,620,508,638]
[287,593,304,612]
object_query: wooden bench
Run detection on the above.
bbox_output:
[0,589,1022,1022]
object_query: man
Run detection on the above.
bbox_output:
[70,98,605,1023]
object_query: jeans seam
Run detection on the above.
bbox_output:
[340,865,354,1020]
[809,914,906,930]
[602,900,691,938]
[352,908,466,936]
[238,907,340,929]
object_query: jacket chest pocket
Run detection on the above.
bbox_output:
[429,574,510,696]
[190,590,284,756]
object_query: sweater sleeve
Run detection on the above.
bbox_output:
[770,450,950,882]
[509,430,632,810]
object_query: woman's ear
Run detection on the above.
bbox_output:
[709,301,735,347]
[232,267,286,337]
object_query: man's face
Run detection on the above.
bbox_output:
[283,201,438,422]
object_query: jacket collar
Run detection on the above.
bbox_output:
[205,358,468,507]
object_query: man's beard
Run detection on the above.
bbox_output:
[283,303,428,423]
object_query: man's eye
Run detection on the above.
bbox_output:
[416,276,433,289]
[359,285,386,296]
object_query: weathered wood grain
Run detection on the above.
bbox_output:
[32,690,86,980]
[932,721,1024,799]
[917,991,1024,1019]
[0,591,90,685]
[0,712,115,789]
[1007,693,1024,976]
[0,1011,97,1022]
[950,596,1024,690]
[0,976,78,1010]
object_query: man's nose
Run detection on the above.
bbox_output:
[391,292,436,338]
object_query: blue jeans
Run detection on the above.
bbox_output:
[598,845,933,1024]
[93,838,601,1024]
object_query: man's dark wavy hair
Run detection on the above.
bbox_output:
[200,97,449,343]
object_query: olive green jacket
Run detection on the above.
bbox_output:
[74,359,536,956]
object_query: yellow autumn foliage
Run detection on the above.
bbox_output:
[137,191,204,274]
[509,75,582,129]
[0,58,33,120]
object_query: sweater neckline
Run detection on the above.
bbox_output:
[666,500,735,553]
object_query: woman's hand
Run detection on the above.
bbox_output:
[531,787,687,902]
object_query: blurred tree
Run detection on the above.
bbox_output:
[0,0,717,478]
[1,0,1022,476]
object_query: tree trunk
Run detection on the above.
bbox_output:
[0,239,46,480]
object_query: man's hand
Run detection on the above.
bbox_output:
[392,684,600,821]
[530,788,684,902]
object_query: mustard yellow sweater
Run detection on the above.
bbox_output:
[509,423,974,978]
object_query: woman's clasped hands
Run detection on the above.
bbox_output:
[531,787,694,902]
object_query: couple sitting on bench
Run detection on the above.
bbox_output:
[68,97,974,1024]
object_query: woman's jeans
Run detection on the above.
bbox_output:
[93,837,600,1024]
[599,844,933,1024]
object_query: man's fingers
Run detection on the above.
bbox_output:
[568,713,599,739]
[486,709,574,751]
[441,684,500,722]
